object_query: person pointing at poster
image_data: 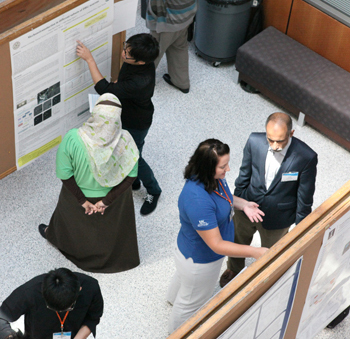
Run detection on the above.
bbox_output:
[76,33,162,216]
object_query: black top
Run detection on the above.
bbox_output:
[95,62,156,130]
[0,273,103,338]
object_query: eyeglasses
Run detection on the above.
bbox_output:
[123,41,134,60]
[47,300,77,313]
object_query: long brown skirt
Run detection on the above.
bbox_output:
[46,185,140,273]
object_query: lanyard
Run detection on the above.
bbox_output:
[214,180,232,206]
[56,311,69,334]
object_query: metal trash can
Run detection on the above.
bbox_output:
[194,0,253,66]
[141,0,147,19]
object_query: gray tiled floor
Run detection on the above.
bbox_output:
[1,5,350,339]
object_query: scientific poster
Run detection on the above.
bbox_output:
[10,0,114,168]
[218,257,302,339]
[296,210,350,339]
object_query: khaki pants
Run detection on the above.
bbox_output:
[167,243,224,333]
[151,27,190,90]
[227,210,289,273]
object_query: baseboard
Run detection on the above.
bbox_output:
[0,166,17,180]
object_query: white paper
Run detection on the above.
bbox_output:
[113,0,138,35]
[296,211,350,339]
[89,93,100,112]
[10,0,114,168]
[218,257,303,339]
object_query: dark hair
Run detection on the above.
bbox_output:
[184,139,230,193]
[126,33,159,64]
[42,268,80,312]
[265,112,293,133]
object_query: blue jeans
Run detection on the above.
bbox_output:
[126,128,162,195]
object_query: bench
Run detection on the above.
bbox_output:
[235,26,350,151]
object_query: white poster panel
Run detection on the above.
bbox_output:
[218,257,303,339]
[113,0,139,35]
[296,211,350,339]
[10,0,114,168]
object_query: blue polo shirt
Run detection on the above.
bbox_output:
[177,178,235,263]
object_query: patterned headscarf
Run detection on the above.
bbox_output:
[78,93,139,187]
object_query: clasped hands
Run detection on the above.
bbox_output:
[82,200,108,215]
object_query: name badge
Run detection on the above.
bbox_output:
[230,205,235,221]
[53,333,71,339]
[281,172,298,182]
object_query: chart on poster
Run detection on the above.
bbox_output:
[10,0,114,168]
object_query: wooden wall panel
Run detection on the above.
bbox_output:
[263,0,294,33]
[0,41,16,178]
[0,0,74,37]
[111,30,125,81]
[287,0,350,72]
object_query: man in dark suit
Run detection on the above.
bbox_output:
[220,112,318,287]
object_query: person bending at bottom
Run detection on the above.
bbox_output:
[167,139,268,333]
[0,268,103,339]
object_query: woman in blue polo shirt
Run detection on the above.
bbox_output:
[167,139,268,333]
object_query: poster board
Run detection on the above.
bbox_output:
[0,0,126,179]
[297,202,350,338]
[217,258,303,339]
[167,180,350,338]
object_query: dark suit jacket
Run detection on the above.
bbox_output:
[234,133,317,230]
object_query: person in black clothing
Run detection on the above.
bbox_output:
[77,33,162,216]
[0,268,103,339]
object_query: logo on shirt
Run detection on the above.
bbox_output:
[197,220,209,227]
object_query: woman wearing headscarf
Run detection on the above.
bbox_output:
[39,93,140,273]
[167,139,268,332]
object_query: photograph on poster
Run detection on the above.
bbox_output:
[43,109,52,121]
[43,100,52,111]
[34,105,43,116]
[16,100,27,109]
[37,82,60,103]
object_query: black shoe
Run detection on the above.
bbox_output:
[140,193,160,216]
[38,224,48,239]
[326,306,350,329]
[132,180,141,191]
[240,80,260,94]
[219,269,238,288]
[163,74,189,94]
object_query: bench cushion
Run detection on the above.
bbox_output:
[236,26,350,143]
[303,67,350,142]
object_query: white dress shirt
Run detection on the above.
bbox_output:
[265,137,292,190]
